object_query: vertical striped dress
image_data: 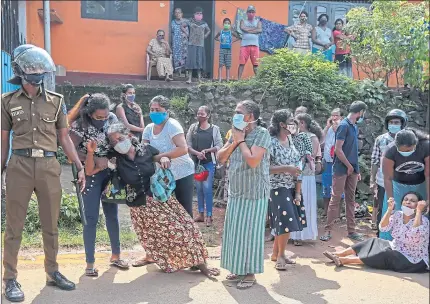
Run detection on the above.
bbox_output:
[221,126,271,275]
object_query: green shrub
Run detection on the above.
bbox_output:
[254,48,358,113]
[356,79,388,105]
[56,146,69,165]
[170,95,193,126]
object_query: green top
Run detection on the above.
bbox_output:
[228,126,271,200]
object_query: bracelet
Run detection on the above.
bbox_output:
[236,140,246,146]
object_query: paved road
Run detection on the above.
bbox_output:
[4,236,429,304]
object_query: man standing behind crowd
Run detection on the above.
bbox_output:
[370,109,408,235]
[238,5,262,80]
[321,101,367,242]
[321,108,342,216]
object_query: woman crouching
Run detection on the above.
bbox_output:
[84,122,220,278]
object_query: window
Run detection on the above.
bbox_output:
[81,0,138,22]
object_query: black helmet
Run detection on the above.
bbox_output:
[385,109,408,130]
[8,44,56,85]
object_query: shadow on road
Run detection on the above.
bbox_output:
[31,266,208,304]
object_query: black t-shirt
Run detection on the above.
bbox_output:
[384,139,430,185]
[191,124,214,164]
[116,143,159,206]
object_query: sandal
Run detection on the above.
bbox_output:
[293,240,303,246]
[320,234,332,242]
[132,259,155,267]
[195,213,204,223]
[275,259,287,271]
[206,216,213,227]
[85,268,99,277]
[348,232,364,242]
[110,259,129,269]
[237,277,256,289]
[285,257,296,264]
[371,223,378,231]
[323,251,343,267]
[226,274,244,281]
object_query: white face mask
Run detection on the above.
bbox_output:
[114,139,132,154]
[401,205,415,216]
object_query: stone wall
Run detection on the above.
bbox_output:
[57,82,429,204]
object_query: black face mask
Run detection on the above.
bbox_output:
[23,73,45,86]
[91,118,107,130]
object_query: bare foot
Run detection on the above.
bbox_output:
[198,264,220,281]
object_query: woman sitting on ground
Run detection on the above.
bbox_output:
[147,29,174,81]
[84,122,220,278]
[323,192,429,273]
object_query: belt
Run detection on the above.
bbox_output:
[13,149,56,158]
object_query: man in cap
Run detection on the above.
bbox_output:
[238,5,262,79]
[1,44,85,302]
[370,109,408,235]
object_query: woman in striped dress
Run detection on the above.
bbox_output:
[217,100,271,290]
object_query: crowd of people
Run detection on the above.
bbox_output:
[1,43,429,302]
[147,5,353,82]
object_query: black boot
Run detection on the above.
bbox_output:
[46,271,75,291]
[4,279,25,302]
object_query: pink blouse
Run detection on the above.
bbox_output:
[380,211,429,267]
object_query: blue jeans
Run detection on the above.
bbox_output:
[195,162,215,217]
[82,169,120,263]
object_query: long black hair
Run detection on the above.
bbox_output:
[395,128,429,147]
[78,93,111,129]
[295,113,323,141]
[269,109,293,137]
[120,83,134,103]
[333,18,344,31]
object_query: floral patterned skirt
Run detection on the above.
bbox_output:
[129,196,208,273]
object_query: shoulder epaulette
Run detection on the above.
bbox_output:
[45,89,64,98]
[1,89,19,100]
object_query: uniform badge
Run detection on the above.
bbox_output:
[11,106,24,117]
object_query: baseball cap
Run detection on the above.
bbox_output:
[247,5,256,12]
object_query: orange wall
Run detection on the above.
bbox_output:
[213,1,289,80]
[26,0,171,75]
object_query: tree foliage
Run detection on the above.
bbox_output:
[346,1,429,90]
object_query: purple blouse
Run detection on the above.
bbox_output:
[380,211,429,267]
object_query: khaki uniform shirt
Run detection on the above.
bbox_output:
[1,88,68,152]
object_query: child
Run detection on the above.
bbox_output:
[214,18,239,81]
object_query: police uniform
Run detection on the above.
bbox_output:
[1,87,68,281]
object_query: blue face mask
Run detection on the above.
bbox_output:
[91,118,107,130]
[150,112,168,125]
[126,94,135,103]
[397,149,415,157]
[232,114,249,131]
[357,116,364,124]
[388,124,401,134]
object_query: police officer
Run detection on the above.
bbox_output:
[1,44,86,302]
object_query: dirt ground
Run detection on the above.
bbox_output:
[8,166,423,304]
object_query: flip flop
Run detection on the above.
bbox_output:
[226,274,244,281]
[323,251,343,267]
[320,234,332,242]
[237,277,256,289]
[293,240,303,246]
[132,259,155,267]
[348,232,364,242]
[275,261,287,271]
[111,259,129,269]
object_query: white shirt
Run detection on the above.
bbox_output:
[324,127,335,163]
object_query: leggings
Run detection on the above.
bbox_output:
[174,174,194,217]
[82,169,120,264]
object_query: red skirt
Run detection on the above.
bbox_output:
[130,196,208,273]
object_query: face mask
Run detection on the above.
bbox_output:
[224,24,231,30]
[23,73,45,86]
[401,205,415,216]
[197,115,207,123]
[91,118,107,130]
[388,124,401,134]
[397,149,415,157]
[114,138,132,154]
[320,18,327,25]
[126,94,135,103]
[247,12,255,20]
[194,14,203,21]
[357,116,364,123]
[232,114,249,131]
[150,112,168,125]
[300,17,307,23]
